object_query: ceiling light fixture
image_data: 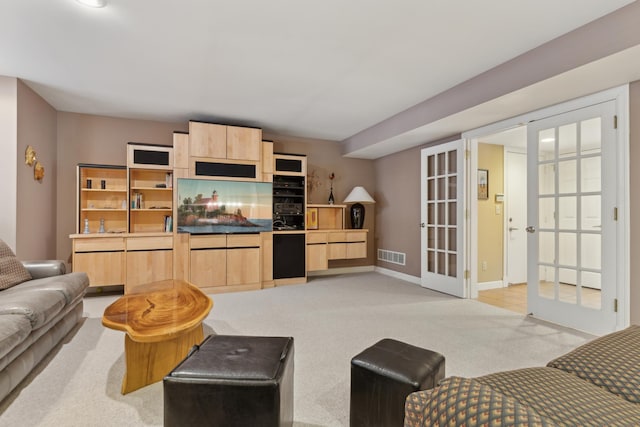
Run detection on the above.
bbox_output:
[76,0,107,8]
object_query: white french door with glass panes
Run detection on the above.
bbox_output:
[420,139,466,297]
[527,101,617,335]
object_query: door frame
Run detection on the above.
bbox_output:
[462,85,629,329]
[504,146,527,287]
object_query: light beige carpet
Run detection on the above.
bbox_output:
[0,272,593,426]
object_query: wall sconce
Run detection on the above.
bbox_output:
[343,186,375,229]
[25,145,45,182]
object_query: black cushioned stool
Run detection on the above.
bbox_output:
[350,338,445,427]
[164,335,294,427]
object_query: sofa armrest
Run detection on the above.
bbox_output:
[21,260,66,279]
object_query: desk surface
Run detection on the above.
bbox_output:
[102,279,213,343]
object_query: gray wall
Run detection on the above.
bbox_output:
[16,80,57,260]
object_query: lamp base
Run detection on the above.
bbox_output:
[350,203,365,229]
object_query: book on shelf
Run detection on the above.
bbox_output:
[164,215,173,232]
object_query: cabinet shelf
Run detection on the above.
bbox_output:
[82,208,127,212]
[82,188,127,193]
[130,187,173,191]
[130,208,173,212]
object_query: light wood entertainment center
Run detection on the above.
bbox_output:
[70,121,368,294]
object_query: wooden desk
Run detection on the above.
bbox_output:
[102,279,213,394]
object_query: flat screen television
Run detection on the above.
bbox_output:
[177,178,273,234]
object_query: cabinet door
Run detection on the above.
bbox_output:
[74,251,125,286]
[227,248,260,285]
[227,126,261,161]
[126,250,173,293]
[190,249,227,288]
[346,242,367,259]
[307,244,328,271]
[189,122,227,159]
[328,243,347,260]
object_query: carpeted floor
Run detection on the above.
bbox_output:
[0,272,593,426]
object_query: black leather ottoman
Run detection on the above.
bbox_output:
[163,335,294,427]
[350,338,445,427]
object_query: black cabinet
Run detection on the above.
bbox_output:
[273,233,306,279]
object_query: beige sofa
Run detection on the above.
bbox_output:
[0,260,89,402]
[405,325,640,426]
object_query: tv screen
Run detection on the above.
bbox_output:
[177,178,273,234]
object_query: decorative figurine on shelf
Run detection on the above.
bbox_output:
[328,172,335,205]
[99,218,105,233]
[83,218,90,234]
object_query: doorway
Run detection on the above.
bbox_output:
[466,86,629,335]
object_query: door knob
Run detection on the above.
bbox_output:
[525,226,536,233]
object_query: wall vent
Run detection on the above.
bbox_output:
[378,249,406,266]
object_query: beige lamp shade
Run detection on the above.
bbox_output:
[343,186,375,204]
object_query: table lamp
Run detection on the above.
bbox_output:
[343,186,375,229]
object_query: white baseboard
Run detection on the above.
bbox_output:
[470,280,505,298]
[374,266,421,285]
[307,265,375,277]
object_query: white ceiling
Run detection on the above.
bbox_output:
[0,0,636,157]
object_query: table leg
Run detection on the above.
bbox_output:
[121,324,204,394]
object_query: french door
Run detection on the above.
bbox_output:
[420,139,466,297]
[526,101,618,335]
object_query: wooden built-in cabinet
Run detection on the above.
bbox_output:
[72,236,125,287]
[306,204,368,272]
[73,122,373,293]
[189,122,262,161]
[189,234,262,293]
[77,164,128,234]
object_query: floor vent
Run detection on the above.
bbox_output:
[377,249,406,266]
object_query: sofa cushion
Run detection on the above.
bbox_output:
[0,315,32,360]
[0,240,32,291]
[547,325,640,404]
[4,272,89,304]
[0,289,67,330]
[476,367,640,426]
[405,376,551,427]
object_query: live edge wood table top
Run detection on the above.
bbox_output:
[102,279,213,394]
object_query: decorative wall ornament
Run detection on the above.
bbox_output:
[25,145,45,182]
[25,145,36,166]
[34,161,45,182]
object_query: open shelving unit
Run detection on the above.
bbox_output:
[77,164,128,234]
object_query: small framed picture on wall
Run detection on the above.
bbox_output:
[478,169,489,200]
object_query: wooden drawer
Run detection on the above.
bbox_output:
[190,234,227,249]
[346,231,367,242]
[346,242,367,259]
[126,236,173,251]
[328,232,347,243]
[74,237,125,252]
[327,243,347,260]
[227,234,260,248]
[306,232,328,244]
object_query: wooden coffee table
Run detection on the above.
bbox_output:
[102,279,213,394]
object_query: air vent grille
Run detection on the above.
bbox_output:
[377,249,406,266]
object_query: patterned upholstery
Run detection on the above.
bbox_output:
[476,367,640,426]
[404,377,551,427]
[0,240,32,291]
[547,325,640,404]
